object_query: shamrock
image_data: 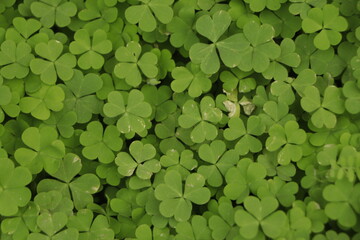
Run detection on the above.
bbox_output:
[69,29,112,70]
[175,215,212,239]
[43,109,77,138]
[78,0,118,34]
[266,120,307,165]
[189,10,250,74]
[14,126,66,174]
[103,90,152,134]
[154,111,186,154]
[237,21,281,73]
[19,84,65,120]
[154,170,211,222]
[171,63,212,98]
[257,177,299,207]
[141,85,177,122]
[167,7,199,50]
[289,0,326,18]
[125,0,174,32]
[30,0,77,28]
[300,85,345,128]
[223,116,265,155]
[30,40,76,85]
[259,6,302,38]
[67,209,115,240]
[343,81,360,114]
[160,149,197,179]
[286,205,312,239]
[114,41,158,87]
[0,156,32,216]
[292,200,328,234]
[62,70,103,124]
[235,196,288,239]
[28,209,79,240]
[294,34,343,76]
[36,153,101,210]
[178,96,223,143]
[0,40,34,79]
[80,121,123,164]
[262,38,301,82]
[0,76,12,120]
[323,179,360,227]
[107,18,139,50]
[259,101,296,129]
[219,68,255,95]
[302,4,348,50]
[209,198,239,240]
[1,201,40,239]
[270,68,317,105]
[6,17,46,48]
[197,140,239,187]
[115,140,160,179]
[224,158,267,203]
[243,0,285,12]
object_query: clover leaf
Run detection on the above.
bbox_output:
[302,4,348,50]
[0,156,32,216]
[160,149,197,179]
[67,209,114,240]
[209,198,239,240]
[80,121,123,164]
[171,63,212,98]
[266,120,307,165]
[235,196,288,239]
[19,84,65,120]
[167,7,199,50]
[243,0,285,12]
[323,179,360,228]
[62,70,103,124]
[154,170,211,222]
[6,17,46,48]
[237,21,281,73]
[103,90,152,134]
[43,109,77,138]
[125,0,174,32]
[115,140,160,179]
[78,0,118,34]
[259,6,302,38]
[189,10,250,74]
[224,158,267,203]
[114,41,158,87]
[69,29,112,70]
[175,215,211,240]
[141,85,177,122]
[300,85,345,128]
[0,76,12,111]
[259,101,296,129]
[178,96,223,143]
[343,81,360,114]
[36,153,101,210]
[257,177,299,207]
[0,40,34,79]
[30,40,76,85]
[197,140,239,187]
[30,0,77,28]
[14,126,65,174]
[262,38,301,82]
[223,116,265,155]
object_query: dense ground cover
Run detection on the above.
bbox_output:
[0,0,360,239]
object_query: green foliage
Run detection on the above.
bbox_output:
[0,0,360,239]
